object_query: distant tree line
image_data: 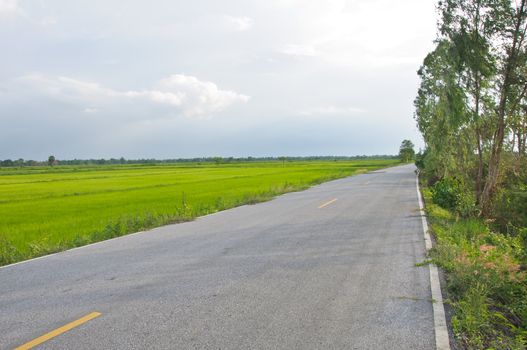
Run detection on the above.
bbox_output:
[0,155,399,167]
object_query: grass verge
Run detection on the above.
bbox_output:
[422,187,527,349]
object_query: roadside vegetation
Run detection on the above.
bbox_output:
[424,188,526,349]
[415,0,527,348]
[0,159,398,266]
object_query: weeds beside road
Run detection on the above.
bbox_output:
[423,187,527,349]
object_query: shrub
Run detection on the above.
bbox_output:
[415,150,426,170]
[431,177,476,217]
[492,186,527,235]
[432,177,461,209]
[456,189,478,218]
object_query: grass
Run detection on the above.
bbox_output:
[422,187,527,349]
[0,159,398,266]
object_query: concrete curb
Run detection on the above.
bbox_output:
[416,172,451,350]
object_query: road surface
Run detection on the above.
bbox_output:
[0,164,436,349]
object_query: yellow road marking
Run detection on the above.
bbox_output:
[15,312,101,350]
[318,198,338,209]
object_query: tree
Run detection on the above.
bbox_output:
[480,0,527,212]
[415,0,527,213]
[1,159,14,167]
[48,155,56,166]
[415,39,471,179]
[399,140,415,162]
[437,0,500,201]
[278,156,288,166]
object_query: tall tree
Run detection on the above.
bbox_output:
[481,0,527,212]
[415,39,470,179]
[48,155,56,167]
[415,0,527,214]
[438,0,499,201]
[399,140,415,162]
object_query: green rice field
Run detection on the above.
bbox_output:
[0,159,399,265]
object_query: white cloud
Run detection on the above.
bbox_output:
[0,0,435,158]
[0,0,20,14]
[156,74,250,117]
[299,106,365,116]
[224,16,253,31]
[280,44,318,57]
[14,74,249,118]
[272,0,436,68]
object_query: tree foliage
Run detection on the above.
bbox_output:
[416,3,527,345]
[48,155,56,167]
[415,0,527,213]
[399,140,415,162]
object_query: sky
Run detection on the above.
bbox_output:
[0,0,438,160]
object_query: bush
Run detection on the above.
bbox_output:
[431,177,476,217]
[432,177,461,209]
[457,189,478,218]
[415,151,426,170]
[492,186,527,235]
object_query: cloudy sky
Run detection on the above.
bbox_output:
[0,0,437,160]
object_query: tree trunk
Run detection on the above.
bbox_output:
[474,76,484,204]
[520,115,527,155]
[476,127,484,203]
[480,0,527,214]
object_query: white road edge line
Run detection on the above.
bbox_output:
[416,172,451,350]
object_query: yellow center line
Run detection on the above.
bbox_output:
[14,312,102,350]
[318,198,338,209]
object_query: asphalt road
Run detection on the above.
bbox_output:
[0,164,435,349]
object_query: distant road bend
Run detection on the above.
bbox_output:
[1,164,444,349]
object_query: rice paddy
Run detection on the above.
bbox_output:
[0,159,398,265]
